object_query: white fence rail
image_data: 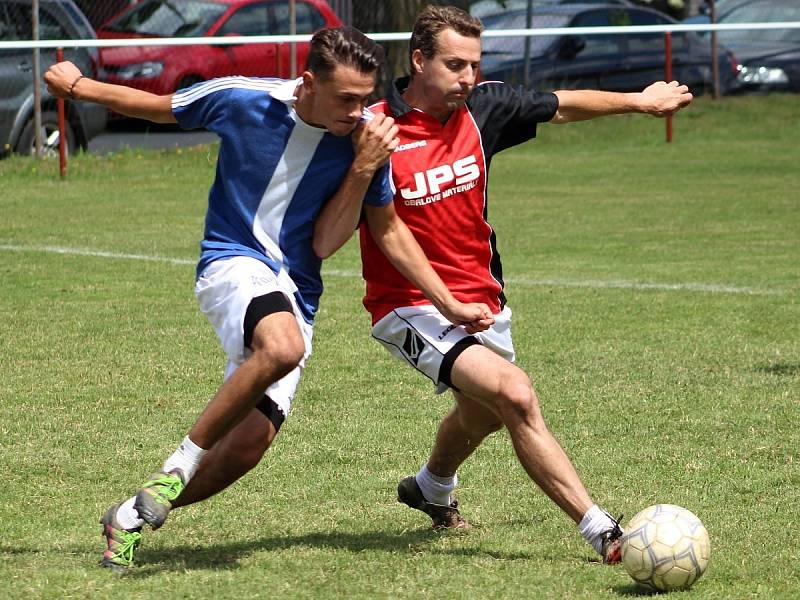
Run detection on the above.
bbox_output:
[1,22,800,50]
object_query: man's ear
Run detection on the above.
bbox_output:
[410,49,425,76]
[302,70,315,93]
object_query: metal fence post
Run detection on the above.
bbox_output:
[665,31,673,144]
[56,47,67,178]
[290,0,297,78]
[32,0,43,157]
[709,0,721,100]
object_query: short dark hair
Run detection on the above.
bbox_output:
[409,5,483,77]
[305,27,385,80]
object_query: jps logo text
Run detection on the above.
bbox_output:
[400,155,480,200]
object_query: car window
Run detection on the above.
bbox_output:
[59,1,96,39]
[271,1,326,35]
[104,0,227,37]
[481,11,570,57]
[0,3,66,40]
[0,4,24,41]
[1,3,34,40]
[39,7,70,40]
[571,10,624,56]
[217,3,271,36]
[626,9,687,53]
[720,3,800,43]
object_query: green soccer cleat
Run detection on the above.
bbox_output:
[397,475,469,530]
[99,503,142,572]
[133,470,185,530]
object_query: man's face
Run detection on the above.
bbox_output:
[413,28,481,113]
[306,64,376,136]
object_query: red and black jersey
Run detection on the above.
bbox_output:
[360,77,559,324]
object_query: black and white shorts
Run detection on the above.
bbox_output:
[372,305,515,393]
[195,256,314,418]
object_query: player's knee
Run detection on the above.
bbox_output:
[496,373,541,425]
[251,333,304,380]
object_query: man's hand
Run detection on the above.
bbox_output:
[44,61,84,99]
[440,300,495,334]
[351,113,399,174]
[638,80,693,117]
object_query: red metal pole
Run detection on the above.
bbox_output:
[56,47,67,178]
[664,32,673,144]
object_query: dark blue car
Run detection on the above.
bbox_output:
[479,3,738,94]
[714,0,800,93]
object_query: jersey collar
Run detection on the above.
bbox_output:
[270,77,303,105]
[387,76,414,117]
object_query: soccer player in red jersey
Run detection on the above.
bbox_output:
[316,5,692,564]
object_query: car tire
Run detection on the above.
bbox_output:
[16,111,77,158]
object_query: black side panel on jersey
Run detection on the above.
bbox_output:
[466,81,557,307]
[466,82,559,155]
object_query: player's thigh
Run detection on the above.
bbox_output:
[450,344,531,411]
[196,256,312,365]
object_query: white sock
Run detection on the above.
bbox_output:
[415,464,458,506]
[162,435,208,484]
[116,497,145,530]
[579,504,620,555]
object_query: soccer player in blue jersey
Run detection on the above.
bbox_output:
[46,27,493,572]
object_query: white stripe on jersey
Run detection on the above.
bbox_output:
[362,106,376,122]
[251,118,325,265]
[172,76,289,108]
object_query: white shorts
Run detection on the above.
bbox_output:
[195,256,314,417]
[372,305,515,393]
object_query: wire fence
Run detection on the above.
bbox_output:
[1,0,799,159]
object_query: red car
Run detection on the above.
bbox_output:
[97,0,342,94]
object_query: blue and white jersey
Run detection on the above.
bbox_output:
[172,76,393,323]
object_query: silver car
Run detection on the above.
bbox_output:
[0,0,106,157]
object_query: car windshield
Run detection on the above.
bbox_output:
[482,12,571,56]
[104,0,227,37]
[718,3,800,44]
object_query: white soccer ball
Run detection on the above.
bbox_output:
[621,504,711,592]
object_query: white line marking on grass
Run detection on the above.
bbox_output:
[0,243,783,296]
[0,243,195,266]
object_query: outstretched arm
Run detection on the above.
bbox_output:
[44,61,176,124]
[550,80,693,124]
[364,202,494,332]
[313,113,398,259]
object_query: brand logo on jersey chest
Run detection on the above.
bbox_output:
[400,155,480,200]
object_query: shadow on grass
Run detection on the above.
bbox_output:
[755,362,800,376]
[611,583,660,596]
[104,528,537,576]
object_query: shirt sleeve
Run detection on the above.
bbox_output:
[467,81,559,155]
[171,80,233,133]
[363,163,394,207]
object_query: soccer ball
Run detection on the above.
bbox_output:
[621,504,710,592]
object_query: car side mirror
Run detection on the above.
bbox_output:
[558,36,586,60]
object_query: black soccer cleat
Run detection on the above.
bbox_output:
[397,475,469,530]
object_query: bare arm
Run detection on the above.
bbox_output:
[44,61,176,124]
[364,202,494,331]
[550,80,693,124]
[313,113,398,259]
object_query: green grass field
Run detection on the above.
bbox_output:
[1,95,798,599]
